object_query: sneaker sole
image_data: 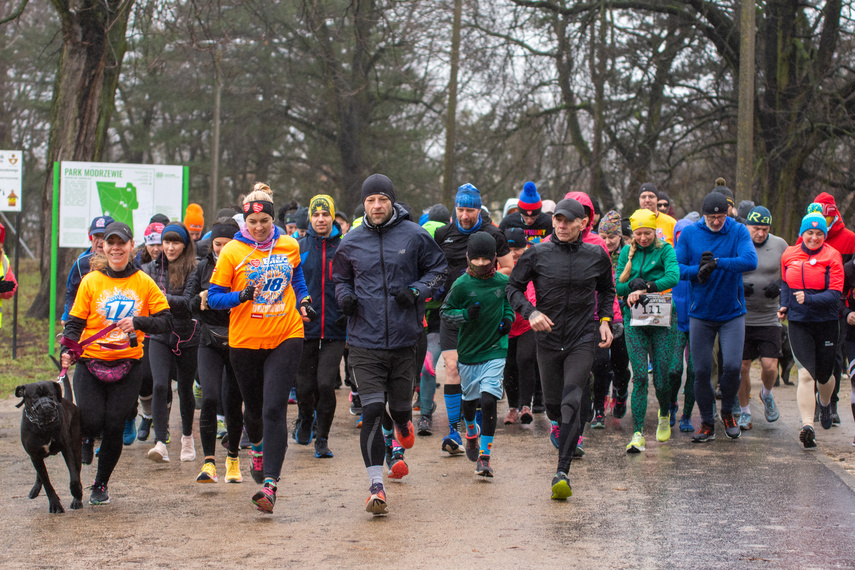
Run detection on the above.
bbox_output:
[315,451,334,459]
[476,467,494,478]
[626,445,645,453]
[725,429,741,439]
[550,480,572,500]
[365,497,388,515]
[394,423,415,449]
[389,460,409,479]
[691,436,715,443]
[196,475,218,483]
[520,414,534,425]
[147,450,169,463]
[800,428,817,449]
[252,493,275,513]
[442,440,464,455]
[88,498,110,505]
[226,476,243,483]
[656,429,671,443]
[417,427,432,436]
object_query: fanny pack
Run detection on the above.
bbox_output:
[84,358,135,383]
[60,324,133,382]
[202,324,229,349]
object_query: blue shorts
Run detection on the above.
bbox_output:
[457,358,505,401]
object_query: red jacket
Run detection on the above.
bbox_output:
[780,243,843,322]
[798,192,855,261]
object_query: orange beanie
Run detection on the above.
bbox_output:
[184,203,204,232]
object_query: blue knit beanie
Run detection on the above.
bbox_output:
[799,212,827,236]
[745,206,772,226]
[455,183,482,210]
[518,181,542,215]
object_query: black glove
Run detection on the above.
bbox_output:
[334,315,348,328]
[632,294,650,308]
[498,317,513,335]
[763,282,781,298]
[744,282,754,297]
[628,278,647,291]
[300,298,317,321]
[645,281,658,293]
[697,259,717,283]
[0,279,14,293]
[700,251,715,265]
[238,285,256,303]
[467,302,481,321]
[339,294,358,316]
[611,322,624,339]
[393,288,418,309]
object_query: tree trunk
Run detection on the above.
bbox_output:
[27,0,133,318]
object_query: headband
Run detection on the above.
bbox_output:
[161,224,190,245]
[243,200,275,220]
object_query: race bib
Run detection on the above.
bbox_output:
[629,293,672,327]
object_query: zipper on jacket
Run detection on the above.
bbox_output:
[321,238,326,338]
[379,229,390,349]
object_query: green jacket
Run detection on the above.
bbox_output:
[615,241,679,298]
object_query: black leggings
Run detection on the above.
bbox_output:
[503,329,538,409]
[537,340,596,473]
[150,339,198,443]
[296,339,345,440]
[788,320,838,385]
[198,343,243,459]
[230,338,302,480]
[463,392,498,437]
[74,360,143,485]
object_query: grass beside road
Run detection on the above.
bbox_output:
[0,260,60,398]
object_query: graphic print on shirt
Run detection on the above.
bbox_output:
[95,287,142,344]
[245,254,293,318]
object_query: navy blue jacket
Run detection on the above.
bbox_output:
[332,205,447,350]
[299,223,346,340]
[62,248,94,322]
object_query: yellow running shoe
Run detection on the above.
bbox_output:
[626,431,646,453]
[225,456,242,483]
[196,461,218,483]
[656,410,671,442]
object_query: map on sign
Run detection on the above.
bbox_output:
[59,161,184,248]
[0,150,23,212]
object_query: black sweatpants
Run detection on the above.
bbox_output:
[296,339,346,440]
[198,343,243,459]
[230,338,302,480]
[503,329,538,409]
[74,360,143,485]
[537,339,597,474]
[149,339,198,442]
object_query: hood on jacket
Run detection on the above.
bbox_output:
[814,192,846,236]
[563,191,596,235]
[674,217,695,245]
[502,199,519,218]
[305,221,342,240]
[363,203,410,231]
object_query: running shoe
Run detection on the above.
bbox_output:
[314,437,334,458]
[394,420,415,449]
[384,442,394,469]
[137,415,152,441]
[817,394,833,430]
[722,412,741,439]
[691,423,715,443]
[656,410,671,442]
[88,483,110,505]
[180,435,196,461]
[216,418,227,439]
[349,392,362,415]
[196,462,218,483]
[165,430,171,444]
[365,483,388,515]
[294,413,314,445]
[388,447,408,479]
[252,482,277,513]
[590,410,605,430]
[193,381,203,410]
[573,436,585,457]
[669,402,678,428]
[417,414,433,436]
[123,418,137,446]
[475,455,493,478]
[612,393,627,419]
[549,422,560,449]
[550,472,572,500]
[831,402,841,426]
[519,406,534,425]
[288,387,297,404]
[737,412,753,431]
[356,415,363,428]
[148,441,170,463]
[679,416,694,433]
[626,431,645,453]
[412,389,420,412]
[225,456,242,483]
[441,429,464,455]
[239,428,251,449]
[799,424,817,449]
[759,390,779,422]
[249,449,264,484]
[504,407,520,425]
[82,438,94,465]
[648,360,653,374]
[465,426,481,462]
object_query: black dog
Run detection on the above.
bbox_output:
[15,381,82,513]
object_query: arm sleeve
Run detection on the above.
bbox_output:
[62,259,83,321]
[207,283,241,310]
[675,230,700,282]
[595,250,616,320]
[502,293,515,322]
[291,263,309,305]
[133,308,173,335]
[506,248,538,319]
[653,245,680,291]
[780,280,792,310]
[716,225,758,273]
[439,281,468,325]
[411,231,448,301]
[614,246,631,297]
[332,243,357,304]
[61,315,86,344]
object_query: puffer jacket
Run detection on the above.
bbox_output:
[142,253,199,348]
[299,222,345,340]
[332,204,448,350]
[780,242,843,322]
[507,230,615,351]
[184,251,230,329]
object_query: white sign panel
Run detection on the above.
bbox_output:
[59,161,184,248]
[0,150,23,212]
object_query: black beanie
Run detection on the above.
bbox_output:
[216,207,236,219]
[428,203,451,223]
[467,231,496,260]
[714,177,734,206]
[504,227,527,248]
[295,207,309,230]
[639,182,658,197]
[361,173,396,204]
[211,219,239,241]
[702,192,729,215]
[354,204,365,219]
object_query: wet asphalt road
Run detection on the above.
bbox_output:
[1,370,854,568]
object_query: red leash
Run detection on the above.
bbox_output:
[59,324,130,378]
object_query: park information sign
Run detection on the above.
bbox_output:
[58,161,186,247]
[0,150,23,212]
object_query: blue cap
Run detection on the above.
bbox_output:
[455,183,482,210]
[745,206,772,226]
[799,212,827,237]
[89,215,115,237]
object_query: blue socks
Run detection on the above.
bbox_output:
[480,435,493,456]
[444,384,462,432]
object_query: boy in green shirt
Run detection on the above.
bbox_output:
[440,232,515,476]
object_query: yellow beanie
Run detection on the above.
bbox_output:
[309,194,335,220]
[184,203,204,232]
[629,209,657,231]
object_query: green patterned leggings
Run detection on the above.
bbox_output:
[626,317,682,433]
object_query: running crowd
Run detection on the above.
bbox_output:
[53,174,855,514]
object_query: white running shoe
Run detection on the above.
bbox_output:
[148,441,170,463]
[180,435,196,462]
